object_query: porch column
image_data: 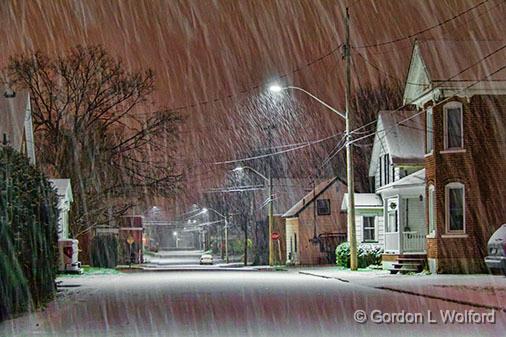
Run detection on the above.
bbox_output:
[398,198,403,254]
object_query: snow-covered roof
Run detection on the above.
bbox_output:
[283,177,345,218]
[341,193,383,212]
[377,168,425,192]
[368,110,425,177]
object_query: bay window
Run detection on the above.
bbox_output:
[445,182,465,233]
[444,102,464,149]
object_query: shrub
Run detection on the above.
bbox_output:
[335,242,384,268]
[0,147,59,321]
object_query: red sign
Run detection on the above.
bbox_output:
[271,232,280,240]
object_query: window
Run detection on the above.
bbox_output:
[379,154,391,186]
[363,216,376,241]
[379,155,383,186]
[426,107,433,153]
[428,185,436,234]
[444,102,463,149]
[384,154,390,185]
[445,183,465,233]
[294,233,298,252]
[316,199,331,215]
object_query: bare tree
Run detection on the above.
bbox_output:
[6,45,183,238]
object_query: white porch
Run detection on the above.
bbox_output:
[379,169,426,254]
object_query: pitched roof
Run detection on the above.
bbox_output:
[377,168,425,192]
[416,39,506,82]
[368,110,425,177]
[341,193,383,211]
[0,90,30,152]
[381,110,425,164]
[282,177,345,218]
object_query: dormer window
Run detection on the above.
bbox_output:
[444,102,463,150]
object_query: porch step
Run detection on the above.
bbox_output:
[389,256,426,274]
[397,257,426,263]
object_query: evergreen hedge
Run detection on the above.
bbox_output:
[0,147,59,321]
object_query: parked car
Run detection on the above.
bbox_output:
[485,224,506,276]
[200,253,213,265]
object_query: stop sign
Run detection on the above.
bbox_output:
[271,232,280,240]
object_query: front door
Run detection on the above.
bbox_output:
[384,197,399,252]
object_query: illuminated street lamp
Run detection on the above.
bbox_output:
[233,165,274,265]
[202,207,230,263]
[268,83,358,271]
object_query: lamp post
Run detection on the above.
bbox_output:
[268,81,358,269]
[233,166,274,266]
[202,207,229,264]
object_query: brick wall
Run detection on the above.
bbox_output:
[425,95,506,273]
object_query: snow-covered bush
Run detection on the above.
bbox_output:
[335,242,384,268]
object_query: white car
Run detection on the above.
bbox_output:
[200,254,213,265]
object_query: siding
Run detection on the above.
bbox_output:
[354,209,385,246]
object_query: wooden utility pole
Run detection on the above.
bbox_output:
[344,7,358,270]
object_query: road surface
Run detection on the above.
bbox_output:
[1,271,503,336]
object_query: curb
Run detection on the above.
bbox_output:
[375,286,506,313]
[298,271,350,283]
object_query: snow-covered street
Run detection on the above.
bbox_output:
[1,271,504,337]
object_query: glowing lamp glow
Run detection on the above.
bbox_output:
[268,84,283,93]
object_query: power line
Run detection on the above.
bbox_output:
[165,43,342,114]
[354,0,490,49]
[211,131,344,165]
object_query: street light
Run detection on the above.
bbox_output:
[268,84,346,119]
[202,207,230,264]
[233,165,274,266]
[268,83,358,271]
[173,231,178,249]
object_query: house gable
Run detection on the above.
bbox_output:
[368,116,393,191]
[402,42,432,105]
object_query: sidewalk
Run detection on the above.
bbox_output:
[296,266,506,312]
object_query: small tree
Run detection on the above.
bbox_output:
[6,45,183,240]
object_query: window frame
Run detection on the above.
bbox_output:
[362,216,376,242]
[445,182,466,234]
[443,101,464,150]
[428,184,436,236]
[316,199,331,216]
[426,107,433,154]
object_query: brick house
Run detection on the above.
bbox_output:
[283,177,347,265]
[403,40,506,273]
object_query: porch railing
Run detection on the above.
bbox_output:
[402,231,426,253]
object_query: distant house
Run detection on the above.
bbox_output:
[49,179,74,240]
[0,89,36,164]
[341,193,383,247]
[283,177,347,265]
[403,39,506,273]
